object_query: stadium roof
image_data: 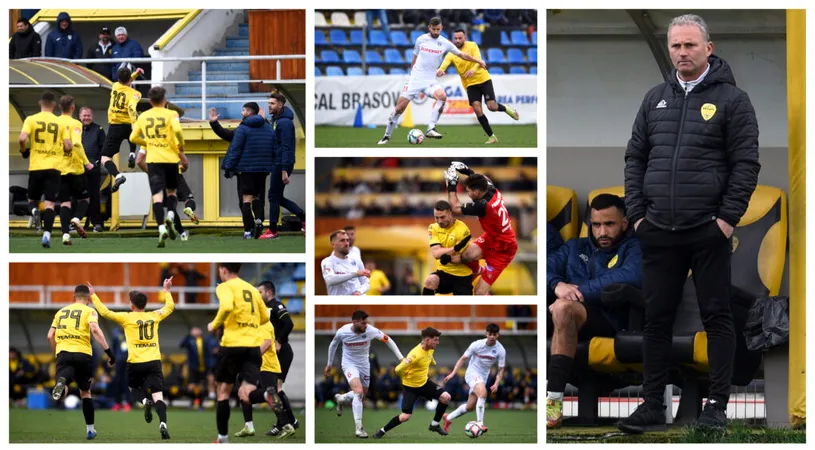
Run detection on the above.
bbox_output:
[31,9,195,23]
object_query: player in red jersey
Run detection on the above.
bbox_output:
[443,161,518,295]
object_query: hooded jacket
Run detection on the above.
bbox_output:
[44,12,83,59]
[110,38,144,80]
[271,106,296,170]
[10,25,42,59]
[624,55,761,231]
[221,114,276,173]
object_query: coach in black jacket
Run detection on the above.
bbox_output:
[619,14,760,433]
[80,107,107,231]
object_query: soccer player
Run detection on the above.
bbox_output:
[444,162,518,295]
[129,86,189,248]
[326,309,405,438]
[48,284,115,440]
[19,91,73,248]
[136,149,199,241]
[207,263,270,444]
[89,277,176,440]
[377,16,487,144]
[321,230,371,295]
[56,95,93,245]
[424,200,474,295]
[436,29,520,144]
[373,327,450,439]
[344,225,362,262]
[257,281,300,436]
[442,323,506,432]
[102,66,143,192]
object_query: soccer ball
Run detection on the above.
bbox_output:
[464,421,483,438]
[408,129,425,144]
[64,394,80,410]
[425,399,438,411]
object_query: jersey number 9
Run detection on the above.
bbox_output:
[242,290,255,313]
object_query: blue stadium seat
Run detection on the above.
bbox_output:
[293,264,306,281]
[530,66,538,74]
[368,66,386,75]
[384,48,403,63]
[532,31,538,46]
[390,30,410,47]
[471,29,482,46]
[326,66,344,76]
[390,68,406,75]
[446,65,457,75]
[329,29,349,45]
[510,66,526,74]
[491,67,506,75]
[369,30,389,46]
[347,66,364,76]
[315,30,327,46]
[441,31,449,40]
[404,48,414,62]
[511,30,530,46]
[527,47,538,63]
[507,48,525,64]
[350,29,364,46]
[410,30,424,43]
[279,281,299,297]
[486,48,506,63]
[343,49,362,64]
[500,31,511,46]
[320,50,340,63]
[286,298,304,315]
[315,67,322,76]
[365,50,383,64]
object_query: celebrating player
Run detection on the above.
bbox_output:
[48,284,115,440]
[101,66,143,192]
[136,149,199,241]
[326,310,405,438]
[129,86,189,248]
[19,91,73,248]
[321,230,371,295]
[373,327,451,439]
[56,95,93,245]
[377,16,487,144]
[444,161,518,295]
[442,323,506,433]
[423,200,474,295]
[437,29,519,144]
[89,277,176,440]
[207,263,270,444]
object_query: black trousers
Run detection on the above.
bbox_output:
[638,219,735,406]
[85,168,103,227]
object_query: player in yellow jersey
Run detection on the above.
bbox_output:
[56,95,93,245]
[19,91,73,248]
[437,29,519,144]
[207,263,270,443]
[89,277,175,440]
[423,200,477,295]
[47,284,115,440]
[102,66,143,192]
[373,327,451,439]
[129,86,189,248]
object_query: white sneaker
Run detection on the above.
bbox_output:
[355,428,369,438]
[334,393,344,416]
[377,136,390,145]
[426,129,443,139]
[62,233,72,246]
[180,231,189,241]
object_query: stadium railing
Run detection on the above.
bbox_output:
[315,316,537,335]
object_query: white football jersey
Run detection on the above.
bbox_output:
[411,33,460,83]
[349,246,362,262]
[321,253,366,295]
[464,339,506,378]
[334,323,384,367]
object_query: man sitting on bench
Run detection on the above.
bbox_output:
[545,193,642,429]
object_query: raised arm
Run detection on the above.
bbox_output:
[154,277,176,320]
[378,333,404,360]
[88,283,127,325]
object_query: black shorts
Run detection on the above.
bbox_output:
[148,163,180,195]
[215,346,262,385]
[546,302,619,340]
[276,342,294,382]
[434,270,473,295]
[259,371,279,390]
[401,380,446,414]
[238,172,268,196]
[189,369,207,385]
[176,174,193,201]
[127,360,165,393]
[102,123,136,157]
[28,169,62,202]
[58,174,89,202]
[466,79,496,105]
[55,351,94,391]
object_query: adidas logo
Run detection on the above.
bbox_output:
[656,99,667,109]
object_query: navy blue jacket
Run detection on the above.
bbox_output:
[271,107,296,171]
[547,222,565,255]
[81,122,106,164]
[110,38,144,79]
[221,114,276,173]
[180,335,218,372]
[44,12,82,59]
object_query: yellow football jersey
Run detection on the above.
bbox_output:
[50,302,99,356]
[130,107,184,164]
[429,219,473,276]
[366,270,391,296]
[108,79,141,125]
[438,41,490,89]
[212,277,270,348]
[56,115,90,175]
[396,343,436,388]
[91,291,175,363]
[260,319,282,373]
[21,111,67,171]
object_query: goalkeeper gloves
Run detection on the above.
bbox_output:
[444,167,459,192]
[451,161,474,176]
[104,348,116,366]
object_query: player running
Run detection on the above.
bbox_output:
[437,29,519,144]
[101,66,143,192]
[377,16,487,145]
[423,200,475,295]
[56,95,93,245]
[444,161,518,295]
[321,230,371,295]
[19,91,73,248]
[326,310,405,438]
[136,149,199,241]
[48,284,115,440]
[373,327,451,439]
[89,277,176,440]
[442,323,506,433]
[128,86,189,248]
[207,263,270,444]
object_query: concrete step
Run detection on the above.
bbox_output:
[238,23,249,37]
[226,37,249,49]
[188,71,251,81]
[213,48,250,57]
[176,84,250,96]
[205,62,250,72]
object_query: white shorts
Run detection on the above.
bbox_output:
[465,371,487,395]
[342,364,370,388]
[400,80,443,101]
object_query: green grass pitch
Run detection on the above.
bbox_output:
[315,125,537,148]
[315,407,537,443]
[546,423,806,444]
[9,408,305,443]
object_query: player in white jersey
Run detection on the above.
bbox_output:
[441,323,506,433]
[325,310,405,438]
[344,225,363,262]
[378,16,487,144]
[321,230,371,295]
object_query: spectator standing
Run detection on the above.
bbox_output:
[366,10,390,36]
[87,27,114,79]
[44,12,82,59]
[108,328,131,412]
[110,27,146,96]
[365,261,391,295]
[10,18,42,59]
[79,107,106,232]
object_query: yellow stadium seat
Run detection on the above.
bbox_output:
[546,185,578,242]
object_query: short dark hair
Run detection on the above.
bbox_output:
[40,91,57,105]
[243,102,259,115]
[454,28,466,35]
[17,18,30,26]
[463,173,489,192]
[352,310,369,321]
[258,280,276,296]
[117,67,132,83]
[590,194,626,214]
[270,93,286,106]
[486,323,500,334]
[421,326,442,339]
[130,291,148,309]
[434,200,452,211]
[59,95,75,113]
[218,263,242,274]
[74,284,91,297]
[344,225,356,232]
[330,230,347,242]
[148,86,166,105]
[429,17,442,27]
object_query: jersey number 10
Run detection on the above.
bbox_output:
[136,320,156,340]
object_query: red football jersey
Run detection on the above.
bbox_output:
[477,188,516,244]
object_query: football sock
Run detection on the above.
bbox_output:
[251,199,264,223]
[278,390,296,425]
[155,400,168,424]
[422,288,435,295]
[60,206,72,234]
[185,199,196,212]
[241,202,253,232]
[165,195,178,217]
[433,399,449,422]
[153,202,165,225]
[384,111,402,137]
[383,415,402,432]
[29,202,37,216]
[241,399,253,423]
[82,398,95,425]
[104,160,120,177]
[87,424,96,432]
[476,397,486,423]
[248,389,265,404]
[428,101,447,129]
[74,200,89,223]
[496,103,507,112]
[341,391,355,403]
[173,210,185,233]
[547,355,574,394]
[431,420,440,426]
[352,393,363,425]
[43,208,56,232]
[477,114,494,136]
[447,404,468,420]
[548,391,564,401]
[216,399,230,436]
